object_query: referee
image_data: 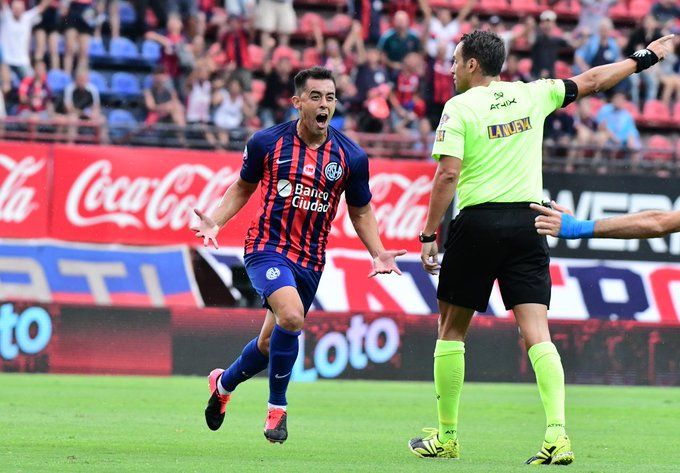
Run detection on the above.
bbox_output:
[408,30,675,463]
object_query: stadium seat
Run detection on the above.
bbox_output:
[109,37,139,61]
[644,135,673,161]
[554,0,580,16]
[119,0,136,25]
[108,109,138,139]
[642,100,671,125]
[629,0,651,18]
[302,47,322,68]
[609,1,629,19]
[141,40,161,63]
[142,74,153,90]
[510,0,540,14]
[480,0,510,13]
[251,79,266,104]
[672,102,680,125]
[555,61,572,80]
[47,69,72,94]
[89,37,107,60]
[272,46,300,68]
[588,97,604,116]
[111,72,141,97]
[298,12,324,35]
[621,100,640,121]
[88,70,109,93]
[518,58,532,77]
[329,14,353,36]
[247,44,265,71]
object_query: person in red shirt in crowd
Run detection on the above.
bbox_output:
[17,60,54,120]
[212,13,252,91]
[500,53,532,83]
[426,41,454,129]
[61,0,100,74]
[389,52,426,131]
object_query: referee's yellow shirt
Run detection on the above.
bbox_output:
[432,79,566,210]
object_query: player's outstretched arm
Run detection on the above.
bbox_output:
[347,203,407,278]
[569,34,675,99]
[191,177,258,248]
[530,202,680,239]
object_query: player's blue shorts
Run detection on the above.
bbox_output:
[244,251,322,315]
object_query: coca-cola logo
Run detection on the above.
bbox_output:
[65,160,236,230]
[332,173,432,241]
[0,155,45,224]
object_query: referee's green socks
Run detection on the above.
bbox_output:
[434,339,465,443]
[528,341,567,442]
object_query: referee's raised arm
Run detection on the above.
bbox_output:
[569,34,675,99]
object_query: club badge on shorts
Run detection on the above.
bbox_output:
[266,267,281,280]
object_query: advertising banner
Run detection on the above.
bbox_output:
[0,142,50,238]
[0,240,202,307]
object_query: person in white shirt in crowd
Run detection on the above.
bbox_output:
[424,0,474,61]
[255,0,296,48]
[0,0,51,81]
[184,60,217,148]
[212,75,254,149]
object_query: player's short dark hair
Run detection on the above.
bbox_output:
[294,67,336,95]
[460,30,506,77]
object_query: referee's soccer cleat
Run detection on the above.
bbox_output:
[264,408,288,444]
[408,428,459,459]
[204,368,231,431]
[525,434,574,465]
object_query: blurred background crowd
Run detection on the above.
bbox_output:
[0,0,678,173]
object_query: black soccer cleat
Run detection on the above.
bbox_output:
[205,369,231,431]
[264,408,288,443]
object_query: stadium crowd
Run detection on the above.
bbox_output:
[0,0,678,171]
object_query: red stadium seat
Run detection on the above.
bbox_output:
[644,135,673,161]
[629,0,652,19]
[609,1,629,20]
[251,79,266,104]
[247,44,265,71]
[329,13,353,36]
[518,58,532,77]
[621,100,640,121]
[272,46,300,68]
[302,47,322,68]
[553,0,580,16]
[480,0,510,14]
[298,12,324,35]
[672,102,680,125]
[588,97,604,116]
[642,100,671,125]
[510,0,540,14]
[512,24,529,50]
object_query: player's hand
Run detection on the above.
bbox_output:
[420,241,440,275]
[368,249,407,278]
[646,34,675,62]
[190,208,220,249]
[530,201,573,237]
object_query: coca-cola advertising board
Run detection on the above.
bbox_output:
[49,144,432,250]
[0,143,50,238]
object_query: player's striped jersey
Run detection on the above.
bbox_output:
[240,121,372,271]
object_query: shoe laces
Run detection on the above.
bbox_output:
[420,428,439,441]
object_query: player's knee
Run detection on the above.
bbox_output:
[276,308,304,332]
[257,335,271,356]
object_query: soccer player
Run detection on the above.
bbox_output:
[409,30,674,463]
[532,201,680,239]
[191,66,405,444]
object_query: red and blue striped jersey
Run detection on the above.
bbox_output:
[240,121,372,271]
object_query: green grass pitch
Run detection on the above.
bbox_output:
[1,374,679,472]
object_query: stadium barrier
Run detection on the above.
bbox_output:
[1,303,678,386]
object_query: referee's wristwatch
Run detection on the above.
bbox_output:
[419,231,437,243]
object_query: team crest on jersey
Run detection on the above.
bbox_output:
[266,267,281,280]
[324,162,343,181]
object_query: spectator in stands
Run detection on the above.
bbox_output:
[543,108,575,160]
[575,18,629,94]
[576,0,616,40]
[0,0,51,80]
[488,15,527,59]
[212,76,254,148]
[659,45,680,107]
[425,40,453,129]
[259,55,295,128]
[377,10,422,78]
[527,10,571,79]
[595,92,642,165]
[95,0,120,39]
[567,97,601,172]
[344,22,387,104]
[411,117,434,154]
[133,0,167,39]
[625,15,663,107]
[213,13,252,91]
[349,0,382,44]
[146,14,190,84]
[17,60,53,120]
[33,1,61,70]
[225,0,255,20]
[424,1,474,61]
[651,0,680,27]
[389,52,426,131]
[144,66,186,130]
[168,0,204,37]
[184,60,216,147]
[62,0,100,75]
[255,0,296,48]
[63,67,104,142]
[501,53,531,82]
[359,83,390,133]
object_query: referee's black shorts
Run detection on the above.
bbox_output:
[437,202,551,312]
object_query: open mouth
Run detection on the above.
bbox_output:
[315,112,329,127]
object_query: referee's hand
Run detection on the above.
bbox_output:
[421,241,440,275]
[530,201,573,237]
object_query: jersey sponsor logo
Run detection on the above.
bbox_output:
[292,183,331,212]
[324,162,343,182]
[490,97,517,110]
[266,267,281,280]
[303,164,315,176]
[435,129,446,142]
[487,117,532,139]
[277,179,293,197]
